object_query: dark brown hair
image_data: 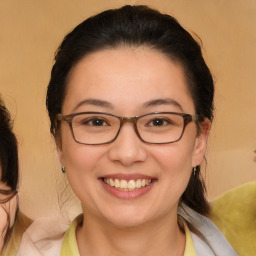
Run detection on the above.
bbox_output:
[0,97,31,256]
[46,5,214,215]
[0,96,19,190]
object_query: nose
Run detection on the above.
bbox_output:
[108,122,148,166]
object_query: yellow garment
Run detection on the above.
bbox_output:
[60,215,81,256]
[209,182,256,256]
[183,222,197,256]
[60,215,197,256]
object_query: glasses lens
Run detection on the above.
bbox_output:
[72,113,120,144]
[137,113,184,143]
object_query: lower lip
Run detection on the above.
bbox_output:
[100,179,155,200]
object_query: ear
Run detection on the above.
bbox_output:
[192,118,211,167]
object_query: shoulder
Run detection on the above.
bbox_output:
[16,216,71,256]
[209,182,256,256]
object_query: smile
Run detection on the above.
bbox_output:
[103,178,152,191]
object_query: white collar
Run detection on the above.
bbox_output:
[178,203,238,256]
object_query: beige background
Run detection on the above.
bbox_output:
[0,0,255,220]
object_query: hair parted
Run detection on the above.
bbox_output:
[46,5,214,215]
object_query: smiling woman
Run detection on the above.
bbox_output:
[17,5,237,256]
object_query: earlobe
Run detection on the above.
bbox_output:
[192,119,211,167]
[56,143,65,167]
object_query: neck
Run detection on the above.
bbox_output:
[76,212,186,256]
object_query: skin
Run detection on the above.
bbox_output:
[0,165,9,252]
[57,47,210,256]
[0,164,10,194]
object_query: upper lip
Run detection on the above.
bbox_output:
[100,173,157,181]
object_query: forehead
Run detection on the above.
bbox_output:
[63,46,194,114]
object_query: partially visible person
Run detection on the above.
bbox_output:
[209,181,256,256]
[0,96,32,256]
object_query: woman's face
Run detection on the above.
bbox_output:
[58,47,210,227]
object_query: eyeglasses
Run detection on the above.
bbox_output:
[56,111,198,145]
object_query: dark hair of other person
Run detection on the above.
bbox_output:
[0,98,18,191]
[46,5,214,215]
[0,97,32,256]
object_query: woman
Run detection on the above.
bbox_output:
[0,96,32,256]
[18,5,238,255]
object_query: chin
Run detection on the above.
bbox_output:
[109,217,148,228]
[101,207,152,228]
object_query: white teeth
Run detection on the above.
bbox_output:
[114,179,120,188]
[136,179,141,188]
[128,180,136,190]
[103,178,152,191]
[120,180,128,189]
[110,179,115,187]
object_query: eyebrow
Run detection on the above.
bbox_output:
[73,98,114,112]
[73,98,183,112]
[142,98,184,111]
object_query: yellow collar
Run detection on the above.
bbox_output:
[60,215,197,256]
[183,220,197,256]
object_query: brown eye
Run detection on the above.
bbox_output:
[146,118,172,127]
[152,118,164,126]
[82,117,109,126]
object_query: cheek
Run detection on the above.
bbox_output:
[150,137,196,198]
[151,141,195,175]
[0,207,8,235]
[146,143,195,216]
[61,143,108,206]
[155,147,193,198]
[62,144,107,178]
[59,126,107,190]
[59,124,104,169]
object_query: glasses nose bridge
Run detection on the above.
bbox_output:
[120,116,137,125]
[120,116,137,129]
[119,116,139,135]
[115,116,142,143]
